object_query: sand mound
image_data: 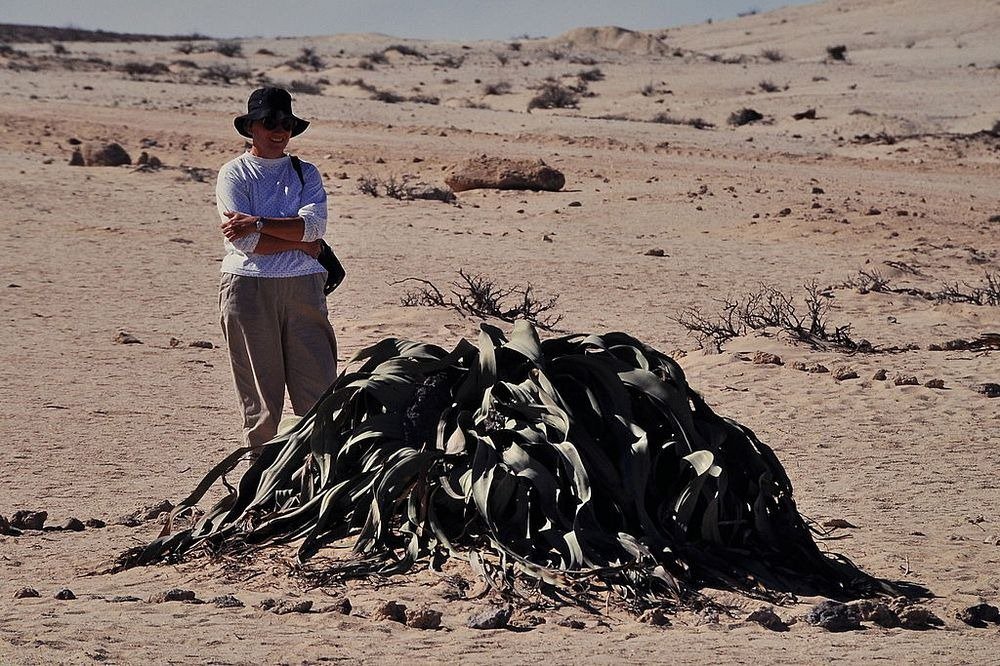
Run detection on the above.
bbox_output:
[547,26,668,55]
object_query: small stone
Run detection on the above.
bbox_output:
[149,588,197,603]
[865,207,882,215]
[148,155,162,169]
[334,171,349,180]
[792,361,807,371]
[57,517,86,531]
[406,183,457,202]
[644,248,666,257]
[557,617,585,629]
[747,606,788,631]
[973,383,1000,398]
[319,597,352,615]
[467,604,512,630]
[807,363,829,373]
[752,351,783,365]
[265,599,312,615]
[925,378,945,389]
[82,142,131,167]
[806,600,861,632]
[54,588,76,600]
[372,600,407,623]
[811,186,825,194]
[567,200,582,207]
[638,607,672,627]
[11,510,47,530]
[69,149,85,166]
[833,366,859,381]
[893,374,919,386]
[210,594,245,608]
[406,607,443,629]
[85,518,107,528]
[956,602,1000,627]
[872,368,888,381]
[136,151,149,165]
[14,587,40,599]
[898,607,943,629]
[114,331,142,345]
[188,340,214,349]
[0,514,9,534]
[777,207,792,217]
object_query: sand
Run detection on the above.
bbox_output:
[1,0,998,662]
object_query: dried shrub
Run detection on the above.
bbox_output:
[577,67,604,82]
[288,79,322,95]
[758,79,780,92]
[121,61,169,77]
[569,54,598,65]
[385,44,425,59]
[674,282,864,352]
[826,44,848,61]
[435,54,465,69]
[395,270,562,330]
[651,114,715,130]
[494,52,509,66]
[256,47,276,56]
[213,40,243,58]
[527,82,579,111]
[482,81,511,95]
[364,50,388,64]
[357,175,380,197]
[51,42,68,55]
[175,42,195,55]
[371,89,404,103]
[200,64,250,84]
[357,58,375,70]
[760,49,784,62]
[728,108,763,126]
[287,47,325,71]
[171,59,199,69]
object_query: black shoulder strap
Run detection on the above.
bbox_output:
[289,155,305,186]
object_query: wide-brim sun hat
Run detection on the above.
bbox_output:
[233,86,310,138]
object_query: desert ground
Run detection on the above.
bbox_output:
[1,0,999,662]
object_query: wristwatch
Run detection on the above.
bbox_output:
[255,217,265,231]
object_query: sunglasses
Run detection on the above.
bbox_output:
[261,115,295,132]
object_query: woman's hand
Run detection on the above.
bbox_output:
[303,239,322,259]
[221,210,258,240]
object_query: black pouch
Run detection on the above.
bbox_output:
[317,239,346,295]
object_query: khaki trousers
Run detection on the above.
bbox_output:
[219,272,337,449]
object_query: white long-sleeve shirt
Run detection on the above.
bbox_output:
[215,152,328,277]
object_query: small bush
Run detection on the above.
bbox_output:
[256,48,276,56]
[121,61,170,77]
[357,58,375,70]
[527,82,579,111]
[200,64,250,84]
[292,47,325,71]
[171,59,199,69]
[545,49,565,61]
[760,49,784,62]
[288,79,322,95]
[482,81,512,95]
[508,41,521,52]
[577,67,604,82]
[364,50,389,64]
[651,114,715,129]
[385,44,425,59]
[406,94,440,105]
[826,44,847,61]
[175,42,195,55]
[758,79,780,92]
[495,52,509,66]
[435,55,465,69]
[213,40,244,58]
[357,175,380,197]
[52,43,68,55]
[339,77,376,92]
[569,55,598,65]
[727,108,763,126]
[371,89,404,103]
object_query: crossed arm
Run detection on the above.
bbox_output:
[220,211,320,258]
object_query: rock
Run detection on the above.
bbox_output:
[747,606,789,631]
[210,594,245,608]
[872,368,888,381]
[107,595,142,603]
[811,186,825,194]
[752,351,783,365]
[467,604,512,630]
[568,200,582,207]
[85,518,107,528]
[833,366,859,381]
[14,587,40,599]
[148,155,162,169]
[405,183,456,202]
[925,378,945,389]
[149,588,197,603]
[54,588,76,600]
[445,156,565,192]
[972,383,999,398]
[793,108,817,120]
[865,208,882,216]
[557,617,585,629]
[137,151,149,165]
[792,361,828,373]
[777,207,792,217]
[0,514,10,534]
[956,602,1000,627]
[850,600,899,628]
[644,248,667,257]
[898,607,943,629]
[805,600,861,632]
[114,331,143,345]
[638,607,671,626]
[188,340,214,349]
[139,500,174,521]
[728,108,763,126]
[894,374,919,386]
[372,600,407,623]
[57,517,86,532]
[83,142,131,167]
[334,171,349,180]
[319,597,352,615]
[11,510,47,530]
[260,598,312,614]
[406,607,443,629]
[69,149,85,166]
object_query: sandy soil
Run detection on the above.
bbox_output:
[1,0,999,663]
